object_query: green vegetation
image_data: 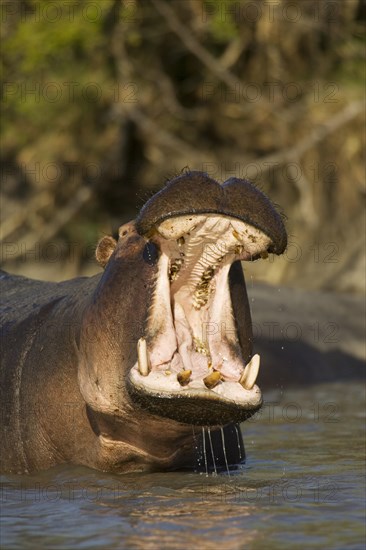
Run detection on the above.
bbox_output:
[1,0,365,291]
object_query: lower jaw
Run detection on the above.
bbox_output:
[126,372,262,426]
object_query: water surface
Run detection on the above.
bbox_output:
[1,382,365,549]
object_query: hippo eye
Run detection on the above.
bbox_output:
[143,242,158,265]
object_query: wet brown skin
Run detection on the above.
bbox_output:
[0,171,286,474]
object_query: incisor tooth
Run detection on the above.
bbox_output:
[240,354,260,389]
[177,369,192,386]
[203,371,221,389]
[137,337,150,376]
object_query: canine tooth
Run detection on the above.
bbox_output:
[177,369,192,386]
[137,338,150,376]
[177,236,185,246]
[203,371,221,389]
[239,354,260,389]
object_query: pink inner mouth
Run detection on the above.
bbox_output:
[132,214,270,400]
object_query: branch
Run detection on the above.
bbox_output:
[127,108,207,160]
[2,187,93,260]
[152,0,239,89]
[151,0,263,115]
[0,191,53,241]
[256,100,364,171]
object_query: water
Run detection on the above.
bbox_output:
[207,427,217,476]
[1,382,365,549]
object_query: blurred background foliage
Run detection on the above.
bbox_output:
[1,0,365,291]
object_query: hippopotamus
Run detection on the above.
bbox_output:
[0,171,287,474]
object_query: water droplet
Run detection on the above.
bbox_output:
[202,426,208,477]
[235,425,243,462]
[220,427,230,478]
[207,427,217,476]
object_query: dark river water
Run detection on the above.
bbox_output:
[1,381,365,550]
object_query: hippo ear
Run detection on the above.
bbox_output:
[95,236,117,268]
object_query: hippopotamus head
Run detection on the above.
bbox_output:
[78,171,286,437]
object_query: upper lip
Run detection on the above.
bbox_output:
[136,171,287,255]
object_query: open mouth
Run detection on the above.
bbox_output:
[127,213,271,426]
